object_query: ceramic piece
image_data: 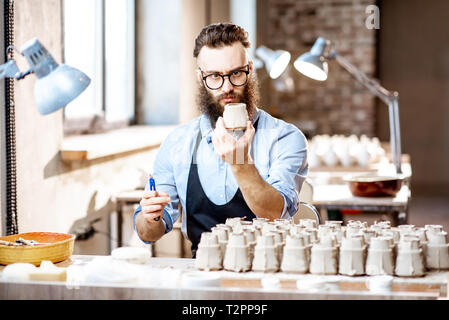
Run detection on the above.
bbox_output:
[425,231,449,270]
[309,235,338,275]
[338,236,366,276]
[252,233,279,273]
[280,235,309,274]
[223,232,250,272]
[195,232,223,271]
[366,237,395,275]
[395,238,425,277]
[223,103,248,129]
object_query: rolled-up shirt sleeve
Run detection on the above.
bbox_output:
[265,123,308,219]
[133,133,181,244]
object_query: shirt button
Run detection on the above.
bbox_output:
[220,194,224,198]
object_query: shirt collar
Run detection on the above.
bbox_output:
[200,108,260,143]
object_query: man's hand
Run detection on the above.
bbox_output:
[139,191,171,223]
[212,117,255,165]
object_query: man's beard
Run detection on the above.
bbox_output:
[197,75,260,128]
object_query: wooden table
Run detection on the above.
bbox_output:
[0,255,446,300]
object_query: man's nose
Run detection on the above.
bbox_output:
[221,77,234,93]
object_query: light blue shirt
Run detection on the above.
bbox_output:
[133,108,308,241]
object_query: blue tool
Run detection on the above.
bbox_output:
[147,174,160,221]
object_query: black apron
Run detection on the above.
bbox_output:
[186,120,259,257]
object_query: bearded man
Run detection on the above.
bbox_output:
[134,23,308,256]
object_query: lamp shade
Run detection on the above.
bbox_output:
[255,46,291,79]
[294,37,329,81]
[34,64,91,115]
[20,37,91,115]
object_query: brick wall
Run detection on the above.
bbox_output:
[258,0,377,137]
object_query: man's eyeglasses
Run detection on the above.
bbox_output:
[200,65,250,90]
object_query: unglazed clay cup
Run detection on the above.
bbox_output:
[281,235,308,274]
[223,233,251,272]
[425,233,449,270]
[252,233,279,273]
[366,237,395,276]
[223,103,248,129]
[339,236,366,276]
[309,242,338,275]
[195,233,223,271]
[395,238,425,277]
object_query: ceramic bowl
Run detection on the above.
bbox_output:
[345,174,404,197]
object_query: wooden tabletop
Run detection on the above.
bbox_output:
[0,256,446,300]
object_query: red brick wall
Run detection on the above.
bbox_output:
[258,0,377,137]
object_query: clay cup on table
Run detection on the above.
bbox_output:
[366,236,395,275]
[252,233,279,273]
[195,232,223,271]
[309,235,338,275]
[223,232,251,272]
[338,235,366,276]
[281,235,309,274]
[395,238,425,277]
[425,231,449,270]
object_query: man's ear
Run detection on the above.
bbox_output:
[248,60,254,77]
[196,69,203,83]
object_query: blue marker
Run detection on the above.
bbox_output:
[147,174,160,221]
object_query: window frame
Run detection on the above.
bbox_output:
[62,0,136,136]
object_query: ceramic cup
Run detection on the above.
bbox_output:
[281,235,309,274]
[223,232,250,272]
[338,236,366,276]
[252,233,279,273]
[366,237,395,275]
[394,238,425,277]
[195,232,223,271]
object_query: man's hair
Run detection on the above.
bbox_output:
[193,23,250,58]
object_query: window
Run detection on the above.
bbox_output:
[63,0,135,135]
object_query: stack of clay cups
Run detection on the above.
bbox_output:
[195,232,223,271]
[223,232,251,272]
[252,233,279,272]
[425,231,449,270]
[211,226,230,256]
[309,234,338,275]
[339,235,367,276]
[281,234,309,274]
[395,236,425,277]
[366,236,395,275]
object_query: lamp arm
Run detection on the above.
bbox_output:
[330,51,403,174]
[332,52,394,104]
[0,60,33,80]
